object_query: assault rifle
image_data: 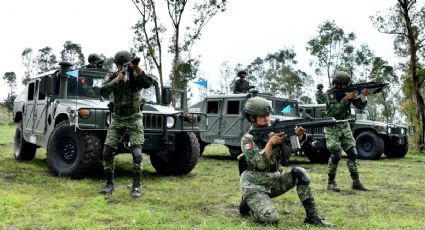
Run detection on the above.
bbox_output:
[333,81,388,101]
[251,117,348,151]
[121,57,141,82]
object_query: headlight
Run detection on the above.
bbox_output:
[387,127,392,134]
[79,109,90,119]
[166,116,175,128]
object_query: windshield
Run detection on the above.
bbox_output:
[274,100,299,117]
[67,76,103,98]
[141,86,158,104]
[356,109,370,120]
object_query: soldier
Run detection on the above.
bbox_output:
[99,50,151,197]
[324,71,369,192]
[233,70,251,93]
[85,53,104,69]
[238,96,331,227]
[315,83,326,104]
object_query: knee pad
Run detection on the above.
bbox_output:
[330,150,341,164]
[103,146,115,161]
[347,147,357,161]
[291,166,311,186]
[131,145,143,165]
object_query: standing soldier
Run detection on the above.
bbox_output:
[315,83,326,104]
[325,71,369,192]
[239,96,332,227]
[99,50,151,197]
[233,70,251,93]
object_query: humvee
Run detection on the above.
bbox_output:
[299,104,409,163]
[189,91,300,161]
[12,62,206,178]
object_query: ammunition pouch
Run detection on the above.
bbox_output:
[246,164,279,173]
[114,105,140,116]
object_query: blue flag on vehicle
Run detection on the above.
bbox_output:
[281,105,291,114]
[66,70,78,78]
[193,80,207,88]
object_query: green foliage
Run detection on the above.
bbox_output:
[0,106,13,125]
[36,46,58,74]
[61,41,85,67]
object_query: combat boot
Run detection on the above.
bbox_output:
[100,171,114,194]
[131,171,142,198]
[303,198,332,227]
[327,174,341,192]
[239,198,251,216]
[352,180,369,191]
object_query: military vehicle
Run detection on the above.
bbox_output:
[189,91,300,161]
[13,62,205,178]
[299,104,409,163]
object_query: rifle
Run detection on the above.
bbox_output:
[121,57,141,82]
[332,81,388,101]
[251,117,347,151]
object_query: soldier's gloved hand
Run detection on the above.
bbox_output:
[361,88,369,96]
[130,63,145,77]
[344,92,357,101]
[295,126,305,137]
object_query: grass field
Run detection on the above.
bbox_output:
[1,124,425,229]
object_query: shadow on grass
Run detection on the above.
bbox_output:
[202,154,235,161]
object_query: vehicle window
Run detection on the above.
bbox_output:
[207,101,219,114]
[67,76,102,98]
[226,100,240,114]
[28,82,35,101]
[356,109,369,120]
[141,86,157,104]
[274,100,299,117]
[37,80,45,100]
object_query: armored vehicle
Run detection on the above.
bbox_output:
[189,91,300,161]
[299,104,408,163]
[13,62,205,178]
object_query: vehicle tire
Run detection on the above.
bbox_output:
[303,147,330,164]
[355,131,384,160]
[47,121,103,178]
[150,132,200,175]
[384,142,408,158]
[227,146,242,158]
[14,121,37,161]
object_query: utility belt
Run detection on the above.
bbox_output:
[246,164,279,173]
[114,105,139,116]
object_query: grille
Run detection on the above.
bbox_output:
[144,114,163,129]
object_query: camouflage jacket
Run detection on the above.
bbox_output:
[315,90,327,104]
[325,88,367,120]
[233,79,250,94]
[100,68,151,109]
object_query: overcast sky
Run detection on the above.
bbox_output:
[0,0,418,101]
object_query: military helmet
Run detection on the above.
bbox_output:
[317,83,324,89]
[88,53,101,64]
[237,70,247,77]
[244,96,273,117]
[114,50,132,65]
[331,71,351,85]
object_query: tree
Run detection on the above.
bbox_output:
[60,41,85,67]
[218,61,233,94]
[371,0,425,149]
[306,20,356,85]
[21,48,35,86]
[131,0,227,90]
[2,72,17,111]
[36,47,58,74]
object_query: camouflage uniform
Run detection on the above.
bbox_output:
[99,51,151,197]
[234,78,250,94]
[324,71,368,191]
[315,90,326,104]
[238,97,331,227]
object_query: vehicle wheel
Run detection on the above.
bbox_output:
[303,147,330,164]
[227,146,242,158]
[14,121,37,161]
[47,121,103,178]
[150,132,200,175]
[384,142,408,158]
[355,131,384,160]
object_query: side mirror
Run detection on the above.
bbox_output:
[40,75,53,95]
[162,86,173,105]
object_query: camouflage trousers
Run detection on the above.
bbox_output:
[324,122,358,178]
[240,170,313,224]
[105,112,145,148]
